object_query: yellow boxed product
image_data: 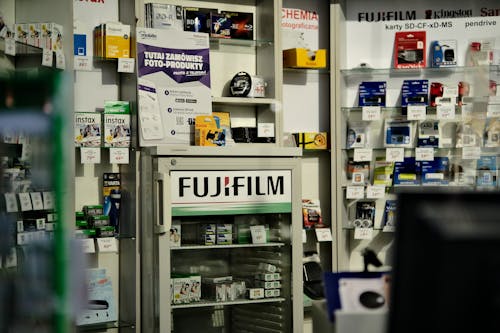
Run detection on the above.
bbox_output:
[283,48,327,68]
[195,115,225,147]
[294,132,328,150]
[104,23,130,58]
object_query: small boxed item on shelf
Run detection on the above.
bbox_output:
[195,115,226,147]
[145,3,183,30]
[393,157,420,186]
[293,132,328,150]
[94,22,130,59]
[359,81,386,107]
[104,101,131,148]
[210,11,254,40]
[420,157,450,186]
[74,112,102,147]
[431,40,457,68]
[394,31,426,69]
[302,199,325,229]
[283,48,327,68]
[183,7,217,33]
[172,274,201,304]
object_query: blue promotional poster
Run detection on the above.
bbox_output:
[136,28,212,146]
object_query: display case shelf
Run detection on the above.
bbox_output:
[171,297,286,310]
[171,242,285,250]
[0,38,43,56]
[339,65,500,78]
[146,145,302,157]
[209,38,273,48]
[212,96,278,106]
[76,321,135,332]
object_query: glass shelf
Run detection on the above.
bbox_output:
[0,38,43,56]
[209,37,273,48]
[211,96,277,106]
[76,321,135,332]
[171,242,285,250]
[171,297,286,309]
[283,67,330,74]
[339,65,500,77]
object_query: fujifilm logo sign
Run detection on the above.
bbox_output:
[358,10,417,22]
[171,170,291,204]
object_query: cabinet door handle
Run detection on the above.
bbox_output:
[154,172,168,235]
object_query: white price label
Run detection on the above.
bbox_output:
[80,147,101,164]
[18,193,33,211]
[55,50,66,69]
[366,186,386,199]
[346,186,365,199]
[109,148,129,164]
[30,192,44,211]
[354,148,373,162]
[250,225,267,244]
[302,229,307,243]
[80,238,96,253]
[443,86,458,97]
[386,148,405,162]
[462,146,481,160]
[487,104,500,118]
[315,228,333,242]
[74,56,92,71]
[354,227,374,240]
[43,192,54,210]
[407,105,426,120]
[5,193,18,213]
[415,147,434,161]
[437,104,455,119]
[5,38,15,56]
[97,237,118,253]
[118,58,135,73]
[42,48,53,67]
[362,106,381,121]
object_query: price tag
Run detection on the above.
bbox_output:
[487,104,500,118]
[43,192,54,210]
[354,148,372,162]
[354,227,373,240]
[80,147,101,164]
[250,225,267,244]
[109,148,129,164]
[42,48,53,67]
[462,146,481,160]
[362,106,381,121]
[302,229,307,243]
[74,56,92,71]
[443,86,458,97]
[5,193,18,213]
[437,104,455,119]
[79,238,96,253]
[415,147,434,161]
[346,186,365,199]
[385,148,405,162]
[97,237,118,253]
[18,193,33,211]
[407,105,426,120]
[118,57,135,73]
[315,228,333,242]
[55,50,66,69]
[5,38,15,56]
[366,185,386,199]
[30,192,44,211]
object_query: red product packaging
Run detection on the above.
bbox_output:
[394,31,427,69]
[430,82,443,107]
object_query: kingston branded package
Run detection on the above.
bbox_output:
[358,81,386,107]
[401,79,429,114]
[431,40,457,68]
[384,119,414,148]
[137,28,212,146]
[393,157,420,186]
[420,157,450,186]
[394,31,426,69]
[417,120,439,147]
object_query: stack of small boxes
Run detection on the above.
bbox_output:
[75,204,115,239]
[93,22,131,59]
[201,276,246,302]
[252,263,281,299]
[200,223,232,245]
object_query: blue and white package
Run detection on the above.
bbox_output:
[431,40,457,68]
[420,157,449,185]
[383,200,397,228]
[359,81,386,107]
[393,157,420,186]
[385,119,413,147]
[418,120,439,147]
[476,156,497,187]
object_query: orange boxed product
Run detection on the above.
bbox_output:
[195,115,226,147]
[283,48,326,68]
